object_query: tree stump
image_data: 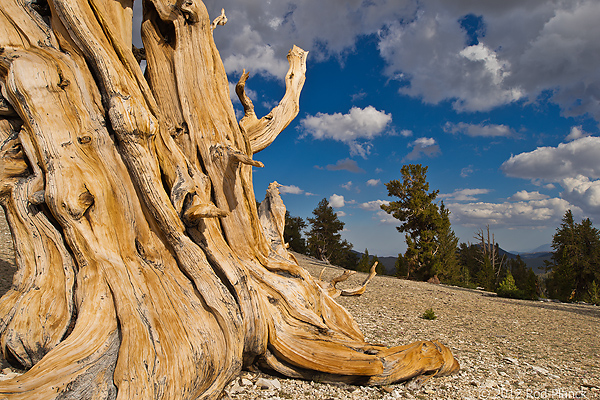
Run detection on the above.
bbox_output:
[0,1,458,398]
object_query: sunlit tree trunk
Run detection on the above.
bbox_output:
[0,1,458,398]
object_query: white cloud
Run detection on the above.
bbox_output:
[447,198,576,228]
[279,185,303,195]
[565,126,591,142]
[205,0,415,78]
[204,1,600,123]
[279,185,315,196]
[440,188,491,202]
[560,175,600,214]
[336,211,347,217]
[404,137,441,161]
[400,129,413,137]
[509,190,549,201]
[329,194,345,208]
[501,136,600,216]
[366,179,381,187]
[341,181,353,191]
[221,26,289,78]
[359,199,389,211]
[378,15,523,112]
[376,1,600,119]
[444,122,514,137]
[501,136,600,181]
[325,158,366,173]
[300,106,393,158]
[377,210,398,225]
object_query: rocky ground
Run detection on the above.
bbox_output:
[0,209,598,399]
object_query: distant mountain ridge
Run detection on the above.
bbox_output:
[353,246,553,276]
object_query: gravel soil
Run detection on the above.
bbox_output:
[0,208,598,399]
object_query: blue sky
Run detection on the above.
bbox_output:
[142,1,600,256]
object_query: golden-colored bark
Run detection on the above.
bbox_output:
[0,0,459,398]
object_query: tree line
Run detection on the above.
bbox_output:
[283,164,599,304]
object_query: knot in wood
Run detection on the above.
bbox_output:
[77,136,92,144]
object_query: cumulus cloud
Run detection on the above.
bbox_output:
[325,158,366,173]
[278,185,314,196]
[202,1,600,123]
[205,0,416,78]
[560,176,600,214]
[404,137,441,161]
[366,179,381,187]
[447,198,576,228]
[565,126,591,142]
[341,181,353,191]
[501,136,600,216]
[329,194,345,208]
[501,136,600,181]
[378,14,523,112]
[377,210,398,225]
[300,106,393,158]
[359,200,390,211]
[444,122,514,137]
[509,190,549,201]
[440,188,491,202]
[376,1,600,119]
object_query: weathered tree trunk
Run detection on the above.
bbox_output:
[0,0,458,398]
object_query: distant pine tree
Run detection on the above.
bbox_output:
[546,210,600,302]
[434,202,460,283]
[283,211,307,254]
[381,164,447,280]
[395,253,409,278]
[307,198,357,269]
[356,249,371,273]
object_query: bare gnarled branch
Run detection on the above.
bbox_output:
[237,45,308,154]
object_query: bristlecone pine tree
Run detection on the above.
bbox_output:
[0,1,458,398]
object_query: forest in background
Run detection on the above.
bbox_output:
[283,164,600,305]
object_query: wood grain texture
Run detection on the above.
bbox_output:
[0,1,459,398]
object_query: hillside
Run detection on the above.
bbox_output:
[518,252,553,274]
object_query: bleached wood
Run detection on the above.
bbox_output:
[0,1,459,398]
[317,262,378,298]
[236,45,308,153]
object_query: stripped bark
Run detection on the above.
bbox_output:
[0,1,459,398]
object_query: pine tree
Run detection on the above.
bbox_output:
[497,271,519,298]
[546,211,600,302]
[284,211,308,254]
[434,202,460,283]
[395,253,409,278]
[506,255,538,299]
[357,249,372,272]
[381,164,444,280]
[576,218,600,298]
[307,198,356,269]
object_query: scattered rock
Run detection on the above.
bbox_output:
[256,377,281,390]
[240,378,253,386]
[503,357,519,365]
[531,365,550,375]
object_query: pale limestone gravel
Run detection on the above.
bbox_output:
[0,209,598,399]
